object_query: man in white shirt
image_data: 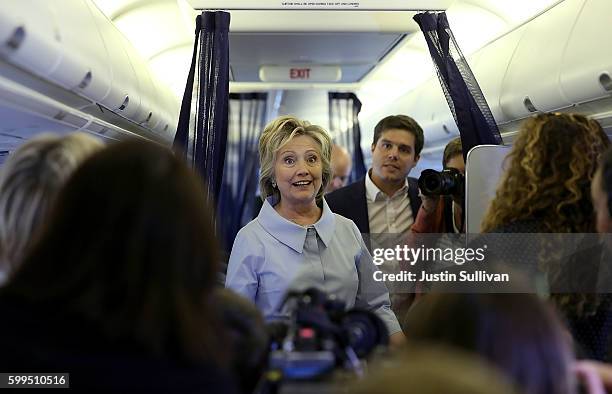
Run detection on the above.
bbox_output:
[326,115,424,318]
[326,114,424,238]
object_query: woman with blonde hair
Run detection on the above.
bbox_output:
[226,115,403,345]
[0,132,103,284]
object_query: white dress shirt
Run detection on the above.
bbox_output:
[365,171,414,238]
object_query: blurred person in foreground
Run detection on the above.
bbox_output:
[0,132,102,285]
[0,140,236,393]
[404,293,576,394]
[353,345,518,394]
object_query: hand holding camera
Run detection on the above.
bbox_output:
[418,168,465,198]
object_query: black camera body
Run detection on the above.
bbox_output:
[266,288,389,383]
[418,168,464,198]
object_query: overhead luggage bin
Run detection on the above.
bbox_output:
[93,18,142,121]
[0,1,62,81]
[120,38,161,130]
[560,0,612,105]
[149,77,178,138]
[499,0,585,120]
[47,0,112,104]
[470,27,526,125]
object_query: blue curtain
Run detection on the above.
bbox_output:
[328,92,367,183]
[173,11,230,204]
[218,93,267,250]
[413,12,502,158]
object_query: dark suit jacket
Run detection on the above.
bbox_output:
[325,176,421,234]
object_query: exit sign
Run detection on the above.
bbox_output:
[259,65,342,82]
[290,68,311,79]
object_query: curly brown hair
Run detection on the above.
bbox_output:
[481,113,609,233]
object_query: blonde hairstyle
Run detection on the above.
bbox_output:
[353,345,518,394]
[0,132,103,273]
[259,115,332,204]
[481,113,609,232]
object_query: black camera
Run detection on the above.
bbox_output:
[418,168,464,197]
[265,288,389,383]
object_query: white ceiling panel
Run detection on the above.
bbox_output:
[187,0,454,11]
[229,32,406,83]
[93,0,567,94]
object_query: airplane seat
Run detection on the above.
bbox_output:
[465,144,511,233]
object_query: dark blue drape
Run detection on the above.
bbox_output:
[174,11,230,204]
[413,12,502,158]
[218,92,267,250]
[328,92,367,183]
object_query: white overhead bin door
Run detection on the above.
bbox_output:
[470,27,526,125]
[560,0,612,105]
[411,80,456,143]
[0,0,62,80]
[88,4,141,121]
[120,38,161,130]
[148,77,177,138]
[47,0,111,104]
[499,0,586,120]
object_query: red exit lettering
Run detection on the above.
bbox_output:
[290,68,311,79]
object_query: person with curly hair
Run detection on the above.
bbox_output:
[481,112,611,361]
[481,112,608,233]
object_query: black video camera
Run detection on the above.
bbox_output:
[418,168,464,198]
[265,288,389,383]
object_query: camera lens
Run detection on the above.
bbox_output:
[424,175,441,192]
[341,310,389,358]
[418,168,464,197]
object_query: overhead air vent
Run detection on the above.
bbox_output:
[77,71,92,90]
[599,72,612,92]
[53,110,68,121]
[118,96,129,111]
[523,97,537,113]
[5,26,25,52]
[142,112,152,124]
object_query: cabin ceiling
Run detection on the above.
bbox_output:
[229,32,407,83]
[92,0,563,104]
